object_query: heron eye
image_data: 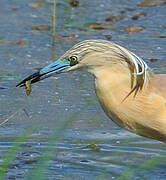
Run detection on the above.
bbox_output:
[69,55,78,66]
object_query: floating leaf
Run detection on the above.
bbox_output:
[105,15,127,22]
[28,0,45,8]
[70,0,79,7]
[85,22,116,30]
[138,0,166,7]
[126,8,137,12]
[87,143,101,152]
[105,34,112,40]
[66,22,116,31]
[31,25,51,32]
[132,12,147,20]
[54,34,77,42]
[89,23,105,30]
[17,40,26,46]
[154,34,166,38]
[150,58,158,62]
[125,26,144,33]
[120,10,126,14]
[11,7,19,11]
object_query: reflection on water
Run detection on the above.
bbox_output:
[0,0,166,179]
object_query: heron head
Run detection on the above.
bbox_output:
[16,40,108,87]
[16,39,149,87]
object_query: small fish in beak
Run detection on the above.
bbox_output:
[16,60,71,95]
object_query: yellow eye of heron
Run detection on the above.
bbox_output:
[69,55,78,66]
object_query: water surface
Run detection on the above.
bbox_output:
[0,0,166,179]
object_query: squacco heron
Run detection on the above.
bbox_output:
[17,40,166,142]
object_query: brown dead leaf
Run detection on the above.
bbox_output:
[86,143,101,152]
[150,58,158,62]
[120,10,126,14]
[164,25,166,29]
[85,23,116,30]
[132,12,147,20]
[105,15,127,22]
[17,40,26,46]
[105,35,112,40]
[154,34,166,38]
[28,0,45,8]
[126,8,137,12]
[11,7,19,11]
[125,26,144,33]
[54,34,77,42]
[70,0,79,7]
[31,25,51,32]
[89,23,105,30]
[138,0,166,7]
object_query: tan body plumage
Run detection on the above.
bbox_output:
[17,40,166,143]
[94,66,166,142]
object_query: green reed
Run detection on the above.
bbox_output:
[51,0,56,37]
[0,127,38,179]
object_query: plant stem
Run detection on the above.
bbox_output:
[51,0,56,37]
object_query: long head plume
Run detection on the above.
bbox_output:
[113,43,150,101]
